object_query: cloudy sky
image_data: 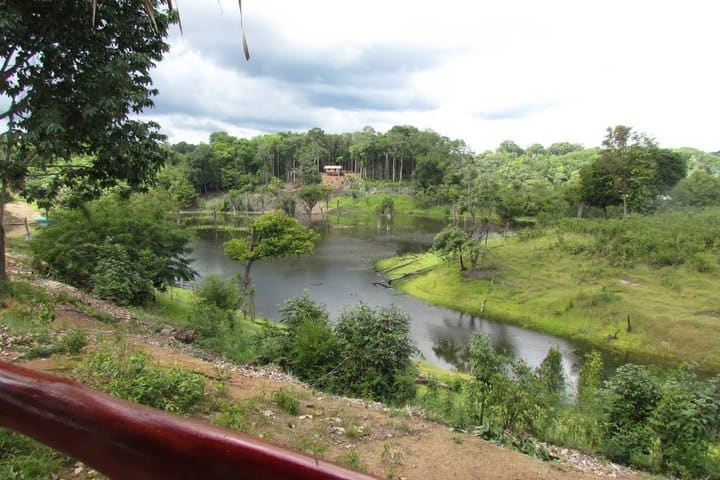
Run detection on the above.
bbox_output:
[145,0,720,152]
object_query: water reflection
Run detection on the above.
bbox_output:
[188,215,582,389]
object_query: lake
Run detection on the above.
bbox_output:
[189,213,587,389]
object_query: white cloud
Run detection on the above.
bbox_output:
[146,0,720,151]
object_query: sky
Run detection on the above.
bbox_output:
[144,0,720,153]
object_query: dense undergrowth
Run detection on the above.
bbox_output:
[552,207,720,271]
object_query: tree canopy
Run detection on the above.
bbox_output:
[1,0,174,277]
[224,212,319,315]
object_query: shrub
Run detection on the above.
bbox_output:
[651,365,719,478]
[196,275,239,311]
[31,191,195,304]
[273,388,301,415]
[76,344,205,415]
[91,242,154,306]
[600,364,660,466]
[536,347,565,402]
[276,295,338,384]
[577,350,604,406]
[57,329,88,354]
[331,304,418,404]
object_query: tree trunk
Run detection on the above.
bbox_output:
[384,152,389,180]
[399,158,404,183]
[239,259,255,317]
[0,182,7,280]
[577,202,584,219]
[392,155,396,182]
[622,194,628,218]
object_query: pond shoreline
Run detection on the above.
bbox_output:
[376,250,720,374]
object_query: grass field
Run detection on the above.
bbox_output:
[378,233,720,372]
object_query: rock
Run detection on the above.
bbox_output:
[160,327,174,336]
[329,426,345,435]
[173,329,196,343]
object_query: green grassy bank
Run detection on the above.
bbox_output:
[377,234,720,372]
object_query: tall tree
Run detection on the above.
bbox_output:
[1,0,173,278]
[582,126,684,217]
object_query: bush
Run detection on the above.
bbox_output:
[57,329,88,354]
[196,275,239,311]
[536,347,565,402]
[76,343,205,415]
[651,365,719,478]
[31,191,195,305]
[553,208,720,271]
[276,295,338,384]
[600,364,660,466]
[273,388,301,415]
[330,304,418,404]
[91,242,154,305]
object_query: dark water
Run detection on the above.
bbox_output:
[189,214,590,389]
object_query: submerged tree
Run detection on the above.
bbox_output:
[1,0,174,279]
[224,212,319,317]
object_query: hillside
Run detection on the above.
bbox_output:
[0,256,643,480]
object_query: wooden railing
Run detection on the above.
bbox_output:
[0,360,377,479]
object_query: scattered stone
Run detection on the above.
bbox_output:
[540,442,637,477]
[263,410,274,417]
[329,426,345,435]
[173,329,196,343]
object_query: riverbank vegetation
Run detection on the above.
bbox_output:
[379,207,720,371]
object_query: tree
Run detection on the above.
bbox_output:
[496,140,524,157]
[224,212,319,316]
[581,126,685,217]
[671,170,720,207]
[433,225,470,270]
[467,332,510,425]
[297,183,331,218]
[1,0,173,279]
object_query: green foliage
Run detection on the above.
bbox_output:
[196,275,240,311]
[600,364,660,466]
[31,191,195,304]
[91,241,154,305]
[297,183,332,216]
[375,196,395,216]
[0,429,71,479]
[554,208,720,270]
[467,333,509,425]
[671,170,720,207]
[212,401,248,431]
[1,0,170,214]
[578,351,604,405]
[277,192,297,216]
[76,343,205,415]
[651,366,719,478]
[273,388,301,415]
[432,225,470,270]
[331,304,418,404]
[580,127,686,215]
[277,295,338,383]
[57,328,88,355]
[537,347,565,399]
[224,212,319,264]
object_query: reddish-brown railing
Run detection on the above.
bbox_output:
[0,361,377,479]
